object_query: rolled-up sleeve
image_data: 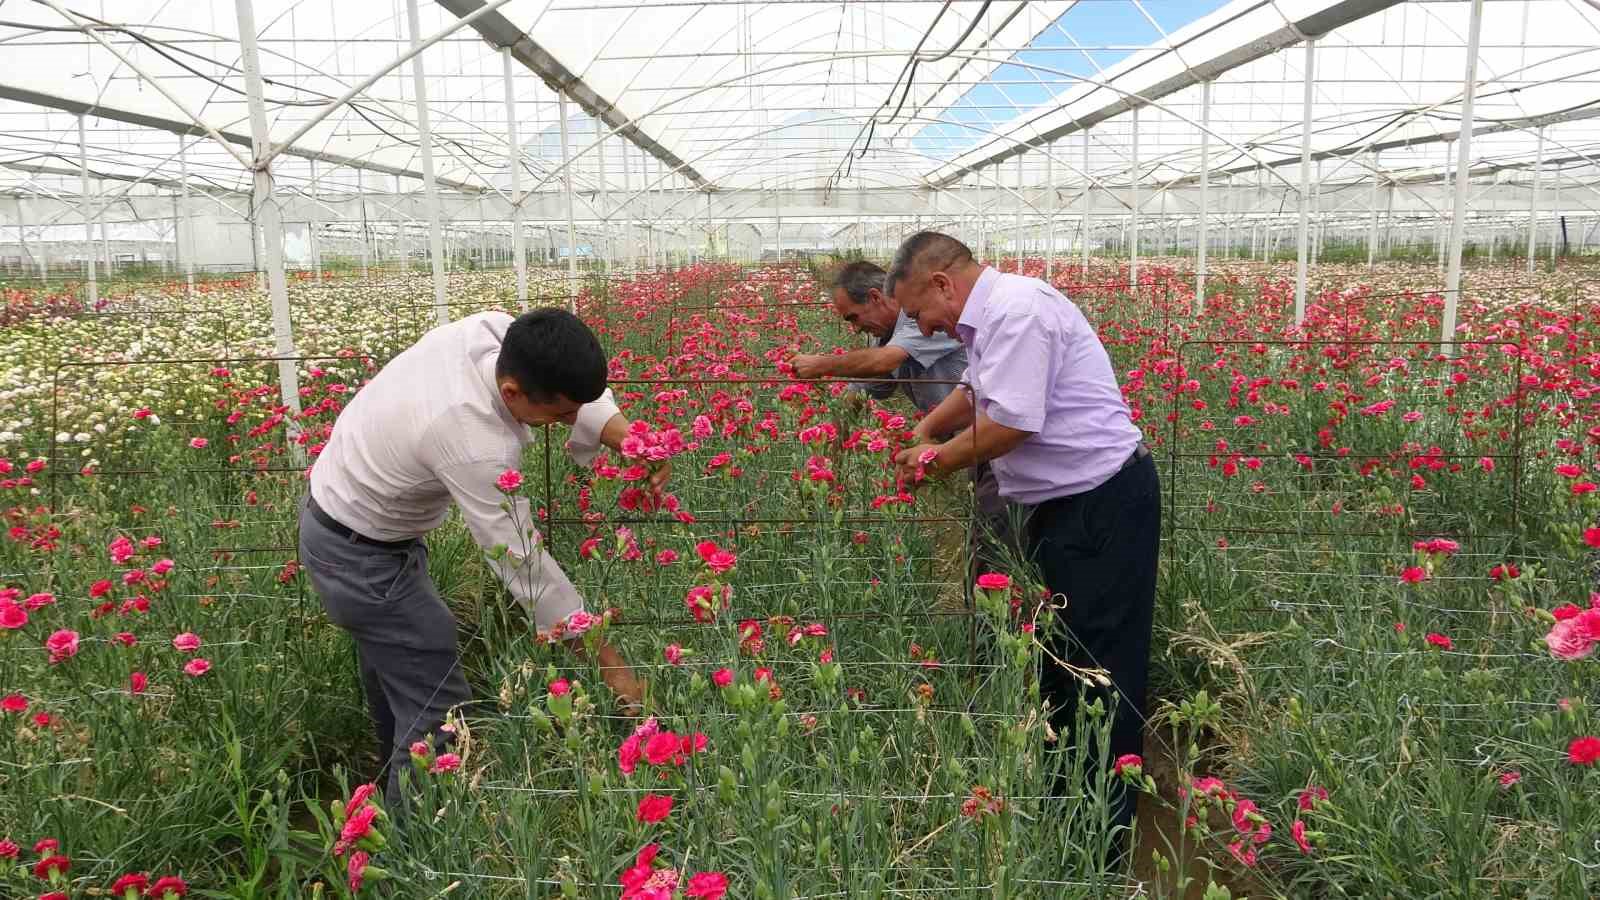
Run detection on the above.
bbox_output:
[437,457,585,634]
[567,387,620,467]
[973,312,1050,433]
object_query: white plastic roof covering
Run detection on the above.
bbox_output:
[0,0,1596,209]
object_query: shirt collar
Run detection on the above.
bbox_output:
[956,266,998,341]
[479,350,526,435]
[879,310,910,348]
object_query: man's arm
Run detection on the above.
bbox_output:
[595,411,671,490]
[912,382,977,442]
[791,345,909,380]
[437,458,644,708]
[895,412,1033,482]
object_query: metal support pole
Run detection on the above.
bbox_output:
[77,116,97,307]
[1367,152,1381,269]
[975,174,986,262]
[1437,143,1449,274]
[356,168,370,279]
[1045,140,1055,282]
[598,128,610,270]
[1196,79,1211,314]
[1129,108,1139,290]
[1550,163,1560,264]
[168,192,180,277]
[15,195,36,281]
[1081,131,1091,272]
[1294,39,1316,326]
[646,153,656,269]
[235,0,303,444]
[1384,182,1395,256]
[621,135,633,268]
[99,179,112,279]
[308,158,322,283]
[1526,128,1543,272]
[1015,153,1025,264]
[406,0,449,326]
[559,91,578,305]
[502,48,527,307]
[1441,0,1484,345]
[178,142,196,294]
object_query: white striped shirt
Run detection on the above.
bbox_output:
[310,311,617,632]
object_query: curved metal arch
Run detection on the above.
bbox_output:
[553,110,1124,230]
[632,2,979,143]
[516,46,1308,219]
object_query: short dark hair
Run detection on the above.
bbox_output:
[831,260,887,305]
[495,308,607,403]
[888,232,974,294]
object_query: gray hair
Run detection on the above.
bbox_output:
[831,260,887,305]
[887,232,974,294]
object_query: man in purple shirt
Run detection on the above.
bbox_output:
[888,232,1159,860]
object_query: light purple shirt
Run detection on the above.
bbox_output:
[955,267,1142,504]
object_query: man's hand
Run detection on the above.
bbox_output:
[789,354,832,380]
[648,460,672,492]
[893,442,943,486]
[569,637,646,716]
[602,662,645,714]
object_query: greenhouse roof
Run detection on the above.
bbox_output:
[0,0,1596,209]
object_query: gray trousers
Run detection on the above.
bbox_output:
[297,497,470,804]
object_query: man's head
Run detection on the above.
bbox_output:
[886,232,980,339]
[495,308,607,426]
[828,260,900,339]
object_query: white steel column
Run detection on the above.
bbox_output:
[621,136,633,267]
[1015,153,1025,263]
[558,91,578,303]
[976,174,986,262]
[1081,131,1091,271]
[598,130,610,269]
[502,47,526,307]
[77,116,97,307]
[1440,0,1483,345]
[1294,39,1316,327]
[235,0,303,438]
[15,195,36,280]
[394,175,408,271]
[406,0,449,325]
[647,153,657,268]
[1526,129,1543,272]
[356,168,370,279]
[1129,108,1139,289]
[1045,140,1055,281]
[26,197,47,281]
[98,179,112,278]
[1195,79,1212,314]
[1549,163,1559,264]
[1367,152,1381,269]
[308,158,322,283]
[178,142,196,295]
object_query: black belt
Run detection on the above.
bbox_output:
[1035,442,1150,509]
[307,496,415,550]
[1121,441,1152,472]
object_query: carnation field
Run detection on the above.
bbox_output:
[3,257,1600,899]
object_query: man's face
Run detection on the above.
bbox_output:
[830,287,898,339]
[896,270,961,339]
[500,379,583,427]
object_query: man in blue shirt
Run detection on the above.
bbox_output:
[790,260,968,409]
[790,260,1009,563]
